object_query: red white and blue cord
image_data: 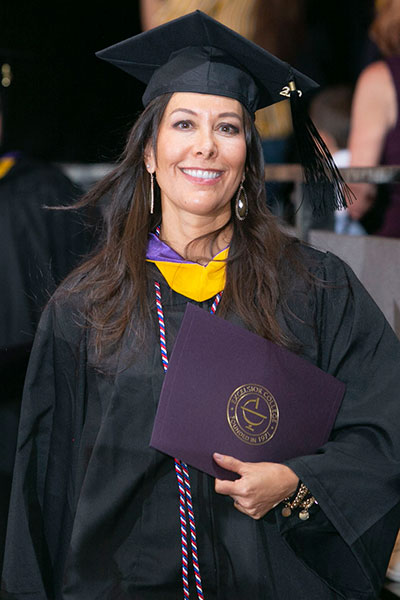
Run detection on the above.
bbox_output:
[154,280,222,600]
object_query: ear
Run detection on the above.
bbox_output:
[144,139,156,173]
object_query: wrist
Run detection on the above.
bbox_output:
[274,464,299,500]
[282,465,299,498]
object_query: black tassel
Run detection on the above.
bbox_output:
[289,78,353,215]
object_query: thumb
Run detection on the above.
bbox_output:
[213,453,246,476]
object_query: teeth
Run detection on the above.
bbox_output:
[182,169,221,179]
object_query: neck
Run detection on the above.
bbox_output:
[160,206,232,264]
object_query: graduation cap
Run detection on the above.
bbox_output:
[97,10,351,213]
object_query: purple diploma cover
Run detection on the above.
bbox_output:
[150,303,345,480]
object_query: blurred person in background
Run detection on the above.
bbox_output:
[0,64,93,573]
[309,85,366,235]
[347,0,400,237]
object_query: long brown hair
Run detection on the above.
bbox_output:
[370,0,400,56]
[62,93,307,360]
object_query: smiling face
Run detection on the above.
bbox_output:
[145,92,247,226]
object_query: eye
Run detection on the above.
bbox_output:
[218,123,240,135]
[173,120,193,130]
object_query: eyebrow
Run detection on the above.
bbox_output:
[169,108,242,120]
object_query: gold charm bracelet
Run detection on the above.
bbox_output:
[281,483,317,520]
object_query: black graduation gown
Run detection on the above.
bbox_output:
[0,155,91,349]
[2,248,400,600]
[0,155,94,575]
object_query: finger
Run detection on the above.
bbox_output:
[213,453,246,476]
[233,500,251,517]
[233,498,243,509]
[233,500,265,520]
[215,477,237,496]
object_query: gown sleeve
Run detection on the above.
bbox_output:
[278,250,400,599]
[1,296,87,600]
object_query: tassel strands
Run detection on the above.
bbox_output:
[288,75,354,215]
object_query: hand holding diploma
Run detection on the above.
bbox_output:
[151,305,345,481]
[213,453,299,520]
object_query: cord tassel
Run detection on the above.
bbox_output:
[155,280,222,599]
[288,76,354,215]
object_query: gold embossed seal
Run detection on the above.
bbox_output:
[227,384,279,446]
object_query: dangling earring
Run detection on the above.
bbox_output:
[235,177,248,221]
[149,170,154,215]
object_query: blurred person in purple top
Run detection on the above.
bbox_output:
[348,0,400,237]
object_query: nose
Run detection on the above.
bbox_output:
[193,127,217,159]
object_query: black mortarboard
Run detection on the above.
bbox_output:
[96,10,317,116]
[96,11,351,213]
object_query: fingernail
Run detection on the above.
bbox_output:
[213,453,224,461]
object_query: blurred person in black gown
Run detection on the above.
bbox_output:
[0,74,94,573]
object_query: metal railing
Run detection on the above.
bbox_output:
[264,164,400,240]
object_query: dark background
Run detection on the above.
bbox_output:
[0,0,376,163]
[0,1,144,162]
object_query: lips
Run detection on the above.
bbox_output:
[181,168,223,180]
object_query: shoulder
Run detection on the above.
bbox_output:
[277,239,351,295]
[354,60,396,100]
[297,244,369,298]
[37,282,88,348]
[290,243,350,282]
[358,60,392,84]
[3,156,80,203]
[352,61,397,129]
[297,244,393,340]
[285,243,371,321]
[278,242,354,326]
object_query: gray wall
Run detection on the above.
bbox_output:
[309,230,400,339]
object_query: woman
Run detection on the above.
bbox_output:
[348,0,400,237]
[2,11,400,600]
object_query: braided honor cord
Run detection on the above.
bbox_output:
[154,281,222,600]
